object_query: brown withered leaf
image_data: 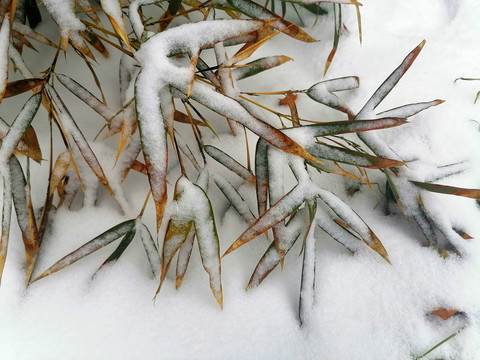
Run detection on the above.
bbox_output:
[3,78,46,99]
[430,308,459,320]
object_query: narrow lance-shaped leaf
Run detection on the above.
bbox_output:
[411,181,480,200]
[190,81,319,165]
[94,227,137,275]
[317,189,390,263]
[134,74,169,231]
[247,210,304,289]
[233,55,292,80]
[46,85,115,196]
[137,220,161,278]
[3,78,46,99]
[307,76,359,117]
[0,167,12,285]
[307,142,404,169]
[33,219,136,282]
[356,40,426,119]
[49,151,71,197]
[9,156,39,270]
[226,0,317,42]
[377,100,444,119]
[205,145,255,184]
[255,139,269,216]
[224,182,314,256]
[212,173,256,224]
[55,74,119,127]
[0,15,10,103]
[175,227,195,289]
[324,4,341,75]
[16,125,42,163]
[0,93,42,163]
[167,177,223,307]
[283,117,407,140]
[299,202,317,327]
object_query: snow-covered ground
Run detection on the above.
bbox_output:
[1,0,480,359]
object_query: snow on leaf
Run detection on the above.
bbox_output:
[101,0,132,50]
[248,208,304,289]
[317,189,390,263]
[41,0,85,42]
[224,183,314,256]
[205,145,255,184]
[9,156,39,271]
[49,151,71,197]
[299,202,317,327]
[137,220,161,278]
[226,0,317,42]
[94,227,137,275]
[356,40,426,119]
[55,74,119,128]
[411,181,480,200]
[212,173,256,225]
[306,76,359,117]
[0,93,41,164]
[377,100,444,119]
[0,167,12,284]
[33,219,136,282]
[0,15,10,103]
[233,55,292,80]
[3,78,46,99]
[255,139,269,216]
[175,227,195,289]
[46,85,115,196]
[307,142,403,169]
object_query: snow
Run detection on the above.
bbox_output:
[1,0,480,359]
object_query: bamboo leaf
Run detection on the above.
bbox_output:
[94,227,137,275]
[175,227,195,289]
[377,100,444,118]
[205,145,255,184]
[255,139,269,216]
[226,0,317,42]
[0,93,42,164]
[317,189,390,263]
[212,173,256,224]
[324,4,341,75]
[0,15,10,103]
[411,181,480,199]
[307,76,359,117]
[16,125,42,163]
[3,78,46,98]
[47,85,115,195]
[33,219,136,282]
[49,151,71,197]
[356,40,426,119]
[224,183,309,256]
[137,220,161,278]
[307,142,404,169]
[233,55,292,80]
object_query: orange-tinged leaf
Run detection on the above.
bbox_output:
[81,30,110,58]
[412,181,480,199]
[106,14,132,52]
[174,110,205,126]
[16,125,42,163]
[431,308,458,320]
[49,151,71,197]
[3,78,46,99]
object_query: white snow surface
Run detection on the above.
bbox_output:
[1,0,480,359]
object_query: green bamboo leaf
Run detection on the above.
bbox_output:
[255,139,269,216]
[411,181,480,199]
[233,55,292,80]
[33,219,136,282]
[205,145,255,184]
[94,227,137,275]
[137,221,161,278]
